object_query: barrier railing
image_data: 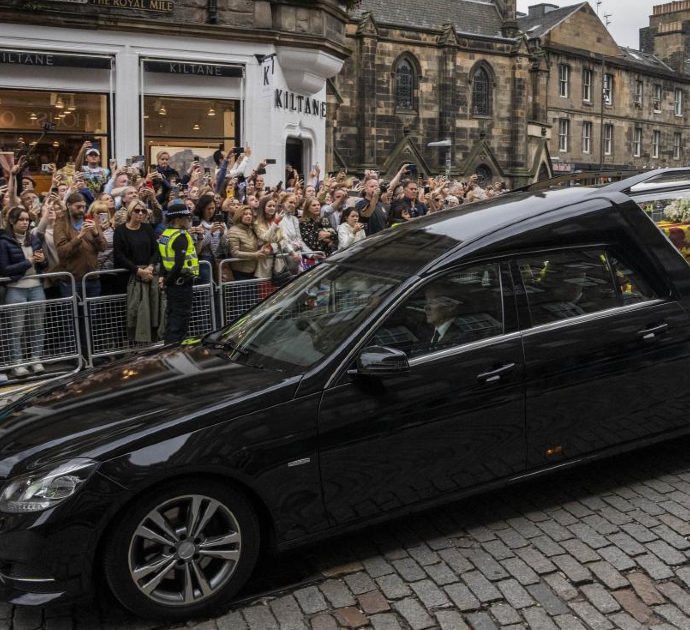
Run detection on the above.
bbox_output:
[0,271,81,378]
[81,260,216,367]
[217,252,325,325]
[1,252,326,380]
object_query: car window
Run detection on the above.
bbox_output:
[372,263,504,358]
[607,253,659,305]
[216,265,399,374]
[633,192,690,223]
[518,249,658,327]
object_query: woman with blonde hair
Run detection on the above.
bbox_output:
[254,196,299,280]
[226,205,266,280]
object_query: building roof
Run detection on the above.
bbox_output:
[352,0,505,38]
[618,47,674,72]
[516,2,586,39]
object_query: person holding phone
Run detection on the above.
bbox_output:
[54,192,106,299]
[0,206,47,377]
[337,207,366,251]
[253,196,298,280]
[389,179,427,226]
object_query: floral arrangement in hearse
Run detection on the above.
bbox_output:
[663,197,690,224]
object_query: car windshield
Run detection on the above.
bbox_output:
[210,264,400,375]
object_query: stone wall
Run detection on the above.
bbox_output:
[332,16,534,184]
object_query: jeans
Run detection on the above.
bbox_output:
[4,285,46,364]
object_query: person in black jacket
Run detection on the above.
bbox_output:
[0,206,47,377]
[113,200,159,282]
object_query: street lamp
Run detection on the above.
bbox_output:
[428,139,452,178]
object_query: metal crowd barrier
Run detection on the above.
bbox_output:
[0,271,82,376]
[217,252,326,326]
[0,253,326,379]
[82,260,216,367]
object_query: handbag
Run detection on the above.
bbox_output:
[271,255,292,286]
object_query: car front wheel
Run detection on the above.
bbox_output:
[103,480,260,620]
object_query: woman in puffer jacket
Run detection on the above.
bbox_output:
[0,206,47,378]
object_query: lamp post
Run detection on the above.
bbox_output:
[428,139,452,178]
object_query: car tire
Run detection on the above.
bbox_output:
[103,479,260,620]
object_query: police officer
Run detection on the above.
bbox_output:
[159,200,199,344]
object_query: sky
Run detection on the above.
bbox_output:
[516,0,658,50]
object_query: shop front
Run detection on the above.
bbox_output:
[0,17,345,188]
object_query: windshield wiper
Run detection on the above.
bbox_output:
[201,334,248,356]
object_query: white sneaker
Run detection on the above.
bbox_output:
[31,363,45,375]
[11,366,30,378]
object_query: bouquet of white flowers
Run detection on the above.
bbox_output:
[663,198,690,223]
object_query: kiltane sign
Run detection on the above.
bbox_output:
[274,89,326,118]
[0,50,112,69]
[143,60,243,78]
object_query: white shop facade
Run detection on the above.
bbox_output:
[0,23,343,187]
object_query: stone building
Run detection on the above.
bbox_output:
[0,0,349,186]
[522,2,690,174]
[329,0,554,186]
[330,0,690,185]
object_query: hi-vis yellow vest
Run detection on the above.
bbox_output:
[159,229,199,276]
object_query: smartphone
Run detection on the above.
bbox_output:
[256,168,266,175]
[211,212,223,223]
[125,158,132,167]
[50,186,59,194]
[132,155,145,164]
[265,159,277,165]
[407,164,418,176]
[193,155,200,163]
[171,184,180,196]
[204,167,211,175]
[232,147,243,157]
[192,217,201,227]
[149,164,157,174]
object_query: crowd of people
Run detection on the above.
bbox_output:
[0,140,508,378]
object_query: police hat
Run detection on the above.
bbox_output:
[166,199,192,220]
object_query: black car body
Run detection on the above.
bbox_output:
[2,187,690,619]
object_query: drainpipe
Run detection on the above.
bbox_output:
[207,0,217,24]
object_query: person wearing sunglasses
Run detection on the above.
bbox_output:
[113,200,162,342]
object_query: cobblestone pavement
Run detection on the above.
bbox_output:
[4,436,690,630]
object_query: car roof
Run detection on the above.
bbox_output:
[600,168,690,196]
[328,187,621,277]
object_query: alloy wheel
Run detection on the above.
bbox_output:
[127,494,242,606]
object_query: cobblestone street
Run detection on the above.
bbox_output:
[5,436,690,630]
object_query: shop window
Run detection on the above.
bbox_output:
[394,58,416,112]
[472,66,492,116]
[0,88,109,182]
[143,96,239,174]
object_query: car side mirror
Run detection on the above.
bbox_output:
[348,346,410,377]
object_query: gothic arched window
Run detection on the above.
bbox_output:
[472,66,491,116]
[395,58,415,111]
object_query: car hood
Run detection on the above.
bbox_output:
[0,343,300,479]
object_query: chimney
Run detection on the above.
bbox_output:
[528,3,560,19]
[498,0,518,37]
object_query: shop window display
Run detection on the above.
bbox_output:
[0,89,109,187]
[144,96,239,174]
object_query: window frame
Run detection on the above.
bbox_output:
[394,57,416,113]
[634,79,644,107]
[633,127,642,157]
[604,123,613,156]
[471,66,492,117]
[559,64,570,98]
[674,88,683,117]
[654,84,662,113]
[603,73,614,106]
[674,132,682,160]
[582,121,592,154]
[582,68,592,102]
[558,118,570,152]
[653,130,660,158]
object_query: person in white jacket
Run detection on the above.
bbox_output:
[338,207,366,250]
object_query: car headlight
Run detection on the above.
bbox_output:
[0,458,99,513]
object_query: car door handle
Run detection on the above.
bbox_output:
[638,323,668,341]
[477,362,516,384]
